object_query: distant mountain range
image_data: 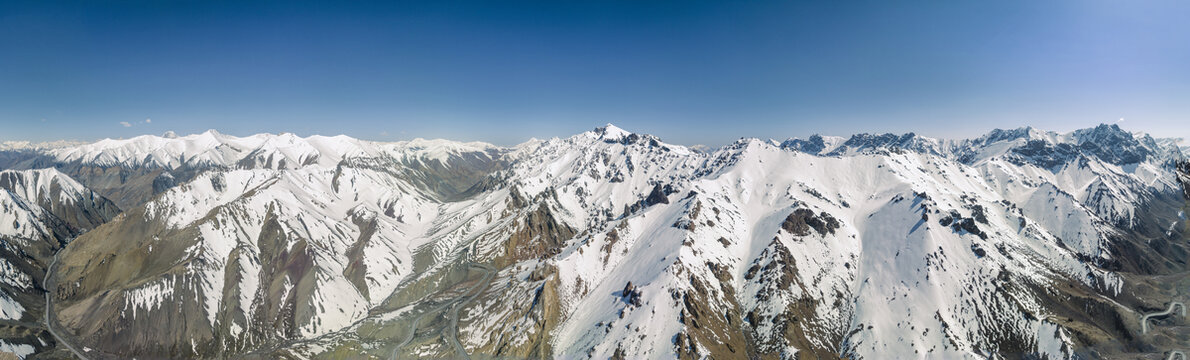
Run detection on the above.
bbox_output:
[0,124,1187,359]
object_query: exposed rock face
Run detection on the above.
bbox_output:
[501,201,577,266]
[1009,139,1081,168]
[742,239,846,358]
[781,134,836,154]
[1179,160,1190,200]
[621,281,642,307]
[460,264,561,359]
[645,184,670,206]
[938,210,988,240]
[780,208,840,237]
[1071,124,1155,165]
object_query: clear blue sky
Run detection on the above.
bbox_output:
[2,0,1189,145]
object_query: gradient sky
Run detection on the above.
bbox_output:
[2,0,1189,146]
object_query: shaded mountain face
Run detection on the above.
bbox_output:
[1,124,1187,359]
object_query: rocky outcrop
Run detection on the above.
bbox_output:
[1179,160,1190,200]
[780,208,840,237]
[501,203,576,266]
[645,184,670,206]
[620,281,642,307]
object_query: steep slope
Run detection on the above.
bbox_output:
[475,135,1128,359]
[48,167,442,358]
[0,169,119,358]
[43,133,506,358]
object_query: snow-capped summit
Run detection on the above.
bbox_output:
[0,168,91,205]
[781,124,1184,169]
[586,123,669,148]
[594,123,632,140]
[45,130,500,171]
[0,168,119,243]
[1068,124,1154,164]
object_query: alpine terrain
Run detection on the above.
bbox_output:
[0,124,1187,359]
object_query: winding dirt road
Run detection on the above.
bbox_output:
[1142,301,1186,335]
[43,247,89,360]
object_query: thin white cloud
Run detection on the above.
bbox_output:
[1116,118,1125,123]
[120,121,132,127]
[145,118,152,123]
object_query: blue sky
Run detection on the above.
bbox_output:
[2,0,1189,145]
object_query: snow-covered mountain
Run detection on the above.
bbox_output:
[0,168,119,358]
[1,124,1187,359]
[46,130,500,170]
[1,131,504,211]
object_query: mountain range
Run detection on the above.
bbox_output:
[0,123,1187,359]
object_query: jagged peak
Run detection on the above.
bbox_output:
[1071,123,1132,142]
[583,124,672,149]
[594,123,632,139]
[779,134,847,155]
[775,131,946,157]
[719,137,785,156]
[818,131,947,157]
[960,123,1179,166]
[978,126,1043,143]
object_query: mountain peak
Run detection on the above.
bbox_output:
[817,131,943,156]
[587,123,670,148]
[1072,123,1128,140]
[780,134,844,155]
[594,123,632,139]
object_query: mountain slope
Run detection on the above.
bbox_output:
[0,168,119,358]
